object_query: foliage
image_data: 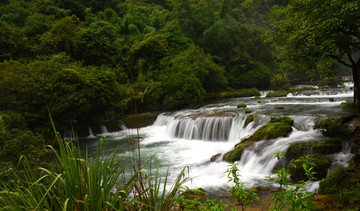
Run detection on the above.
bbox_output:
[267,151,316,211]
[173,188,227,210]
[0,117,191,210]
[319,165,360,209]
[271,0,360,105]
[0,54,127,130]
[225,162,258,211]
[271,73,290,90]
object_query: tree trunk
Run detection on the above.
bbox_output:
[353,64,360,114]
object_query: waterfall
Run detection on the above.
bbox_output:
[87,127,95,138]
[100,125,109,134]
[236,128,323,175]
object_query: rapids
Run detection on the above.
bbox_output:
[80,84,355,193]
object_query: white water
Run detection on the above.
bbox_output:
[80,83,355,193]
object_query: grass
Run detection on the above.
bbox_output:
[0,114,190,210]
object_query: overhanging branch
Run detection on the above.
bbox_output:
[328,54,353,68]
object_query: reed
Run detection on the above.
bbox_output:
[0,114,190,210]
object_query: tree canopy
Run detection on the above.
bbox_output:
[272,0,360,104]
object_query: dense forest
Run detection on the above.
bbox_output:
[1,0,360,210]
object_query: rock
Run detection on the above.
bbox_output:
[210,153,222,162]
[289,153,331,182]
[244,114,259,127]
[237,103,247,108]
[223,116,294,162]
[285,138,342,161]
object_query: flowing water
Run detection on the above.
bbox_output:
[79,83,355,193]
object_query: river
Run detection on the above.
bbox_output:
[79,82,354,194]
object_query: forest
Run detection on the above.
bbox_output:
[0,0,288,170]
[1,0,360,210]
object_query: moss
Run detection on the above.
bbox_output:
[245,110,252,114]
[223,141,252,162]
[266,90,289,97]
[244,116,293,142]
[290,153,331,182]
[319,167,349,194]
[244,114,259,127]
[124,112,160,128]
[223,116,293,162]
[314,117,353,139]
[206,88,261,100]
[237,103,247,108]
[275,106,284,109]
[285,138,342,161]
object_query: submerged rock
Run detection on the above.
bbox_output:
[223,116,294,162]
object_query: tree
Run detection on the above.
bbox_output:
[272,0,360,107]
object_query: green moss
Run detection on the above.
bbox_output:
[290,153,331,182]
[219,88,261,98]
[266,90,289,97]
[245,110,252,114]
[124,112,159,128]
[244,114,259,127]
[319,167,349,194]
[244,116,293,142]
[314,117,353,139]
[223,141,252,162]
[275,106,284,109]
[223,116,293,162]
[285,138,342,161]
[237,103,247,108]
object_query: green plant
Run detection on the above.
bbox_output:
[173,188,227,210]
[225,162,258,211]
[267,151,316,211]
[0,114,190,210]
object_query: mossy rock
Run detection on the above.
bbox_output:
[124,113,160,128]
[223,141,252,162]
[314,117,353,139]
[223,116,293,162]
[245,110,252,114]
[237,103,247,108]
[243,116,293,142]
[285,138,342,161]
[244,114,259,127]
[275,106,284,109]
[318,167,349,194]
[290,153,331,182]
[266,90,290,97]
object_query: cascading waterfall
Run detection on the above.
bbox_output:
[79,83,355,192]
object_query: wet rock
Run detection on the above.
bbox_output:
[289,153,331,182]
[285,138,342,161]
[223,116,294,162]
[210,153,222,162]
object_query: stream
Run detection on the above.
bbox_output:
[79,82,355,194]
